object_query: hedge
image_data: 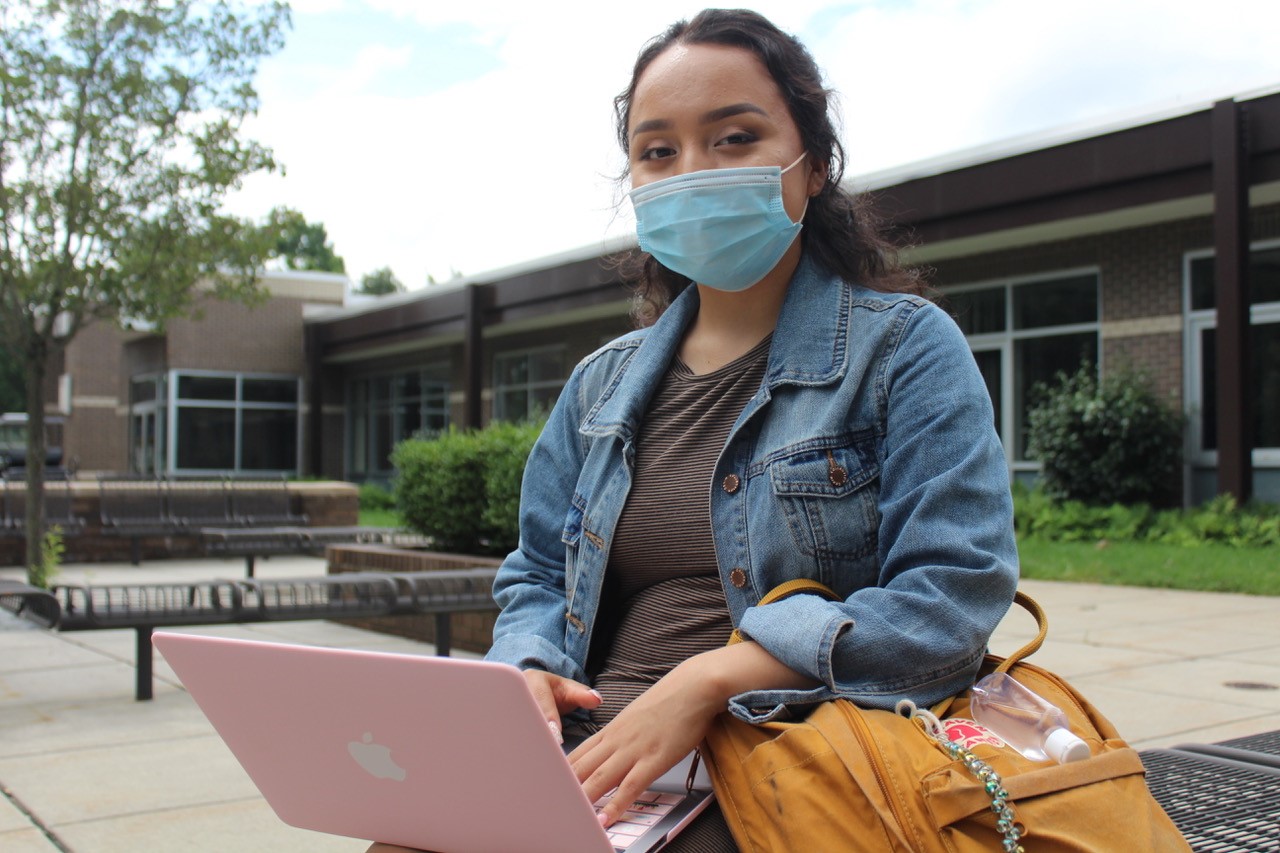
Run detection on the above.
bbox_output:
[391,419,545,554]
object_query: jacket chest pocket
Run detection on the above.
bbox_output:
[561,496,586,594]
[769,439,881,568]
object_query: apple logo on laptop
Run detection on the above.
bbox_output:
[348,732,407,781]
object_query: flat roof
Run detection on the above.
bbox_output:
[308,82,1280,336]
[852,81,1280,192]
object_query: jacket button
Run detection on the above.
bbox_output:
[722,474,741,494]
[730,568,748,588]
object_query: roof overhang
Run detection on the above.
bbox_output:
[865,90,1280,263]
[308,87,1280,363]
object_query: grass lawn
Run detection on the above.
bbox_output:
[1017,536,1280,596]
[358,508,404,528]
[354,511,1276,596]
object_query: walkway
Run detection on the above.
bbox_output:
[2,557,1279,851]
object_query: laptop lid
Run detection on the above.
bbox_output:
[153,632,712,853]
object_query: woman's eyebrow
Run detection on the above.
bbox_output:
[701,102,767,124]
[630,102,769,141]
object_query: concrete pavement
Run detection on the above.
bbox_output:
[3,556,1280,852]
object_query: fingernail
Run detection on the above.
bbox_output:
[589,689,604,702]
[598,812,611,828]
[548,720,562,744]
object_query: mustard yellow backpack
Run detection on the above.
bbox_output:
[702,585,1191,852]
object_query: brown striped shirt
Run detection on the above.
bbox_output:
[581,336,772,852]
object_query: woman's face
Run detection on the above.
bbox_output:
[627,42,825,223]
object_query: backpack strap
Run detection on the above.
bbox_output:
[996,590,1049,672]
[734,581,1051,712]
[727,579,843,645]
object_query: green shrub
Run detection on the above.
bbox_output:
[477,420,544,552]
[1012,484,1280,549]
[1013,484,1152,542]
[357,482,396,511]
[392,428,488,553]
[1026,366,1183,506]
[391,418,545,554]
[30,525,63,589]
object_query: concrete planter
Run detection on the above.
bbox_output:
[326,543,502,655]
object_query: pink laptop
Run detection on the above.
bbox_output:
[153,632,714,853]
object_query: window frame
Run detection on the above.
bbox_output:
[159,369,302,477]
[128,373,167,476]
[942,266,1103,472]
[1183,239,1280,469]
[344,365,451,480]
[492,345,567,422]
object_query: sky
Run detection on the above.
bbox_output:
[221,0,1280,291]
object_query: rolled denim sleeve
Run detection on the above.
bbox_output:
[731,301,1018,719]
[485,368,590,682]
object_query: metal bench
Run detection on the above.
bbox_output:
[229,477,308,526]
[197,526,429,576]
[22,568,499,700]
[98,477,172,564]
[166,478,236,530]
[94,476,426,573]
[1141,734,1280,851]
[0,578,60,627]
[2,473,85,537]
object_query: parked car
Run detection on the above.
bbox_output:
[0,413,66,477]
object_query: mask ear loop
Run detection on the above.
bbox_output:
[781,151,808,173]
[782,151,812,224]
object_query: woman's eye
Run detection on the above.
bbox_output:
[638,145,676,161]
[717,131,757,147]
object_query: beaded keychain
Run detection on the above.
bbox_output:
[896,700,1027,853]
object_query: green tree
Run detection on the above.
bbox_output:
[1026,366,1184,507]
[0,0,290,584]
[265,206,346,272]
[0,348,22,412]
[357,266,404,295]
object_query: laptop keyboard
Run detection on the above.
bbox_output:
[594,788,685,850]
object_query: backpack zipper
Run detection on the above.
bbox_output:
[840,701,923,851]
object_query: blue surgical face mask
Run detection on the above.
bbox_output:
[629,153,808,292]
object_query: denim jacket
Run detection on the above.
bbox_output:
[486,252,1018,723]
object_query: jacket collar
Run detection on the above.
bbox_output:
[582,251,848,438]
[764,251,849,388]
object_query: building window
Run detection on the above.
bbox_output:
[346,368,449,480]
[493,347,565,422]
[1185,244,1280,464]
[946,270,1101,467]
[129,370,301,475]
[129,374,167,476]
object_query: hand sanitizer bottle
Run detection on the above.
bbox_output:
[969,672,1090,764]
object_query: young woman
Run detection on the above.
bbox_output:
[371,9,1017,851]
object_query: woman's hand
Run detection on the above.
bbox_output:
[568,655,723,827]
[522,669,602,744]
[568,642,819,827]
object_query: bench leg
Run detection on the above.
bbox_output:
[434,613,452,657]
[131,536,142,566]
[136,626,154,701]
[245,555,256,578]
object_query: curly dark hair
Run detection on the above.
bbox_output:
[614,8,924,326]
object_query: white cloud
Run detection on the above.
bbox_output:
[222,0,1280,290]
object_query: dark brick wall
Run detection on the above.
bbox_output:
[166,294,309,374]
[1102,333,1184,404]
[59,292,327,474]
[327,544,502,654]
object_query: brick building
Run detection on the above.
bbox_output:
[44,88,1279,506]
[53,271,347,477]
[306,89,1280,506]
